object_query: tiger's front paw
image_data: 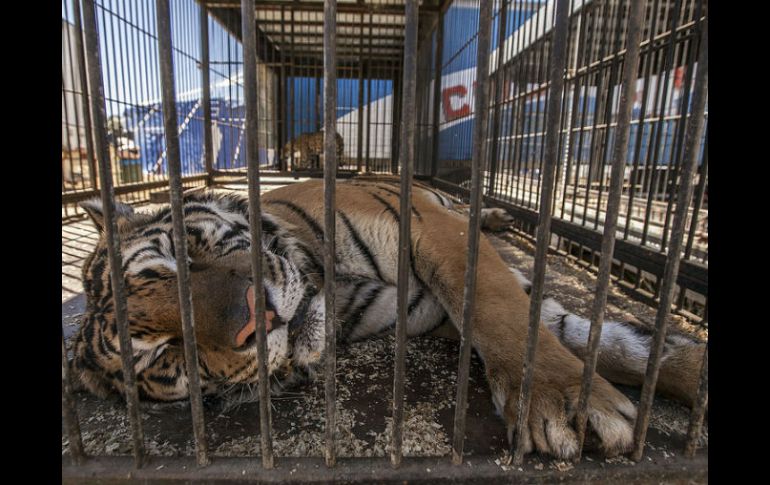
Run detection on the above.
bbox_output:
[480,208,515,232]
[489,371,637,459]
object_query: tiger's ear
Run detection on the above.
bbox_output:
[79,199,135,233]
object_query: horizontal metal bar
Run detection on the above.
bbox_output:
[62,455,708,483]
[201,1,440,14]
[263,30,407,42]
[61,175,209,205]
[210,170,359,180]
[257,19,405,30]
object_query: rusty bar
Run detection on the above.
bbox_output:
[684,345,708,457]
[323,0,338,468]
[201,3,214,184]
[156,0,210,467]
[241,0,275,468]
[511,0,571,466]
[391,0,418,468]
[451,0,492,466]
[62,330,85,465]
[631,15,708,462]
[81,0,145,467]
[572,0,646,461]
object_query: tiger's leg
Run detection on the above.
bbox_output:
[411,209,636,459]
[335,276,447,343]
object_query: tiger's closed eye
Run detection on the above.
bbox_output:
[189,261,209,272]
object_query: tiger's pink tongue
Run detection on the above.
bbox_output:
[235,286,275,347]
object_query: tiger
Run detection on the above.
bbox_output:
[281,130,344,171]
[71,176,706,460]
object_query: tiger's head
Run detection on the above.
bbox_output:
[71,192,326,402]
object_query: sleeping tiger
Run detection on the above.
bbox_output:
[71,176,706,460]
[281,130,344,171]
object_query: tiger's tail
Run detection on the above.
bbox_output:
[510,268,706,408]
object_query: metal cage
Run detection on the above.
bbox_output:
[62,0,708,481]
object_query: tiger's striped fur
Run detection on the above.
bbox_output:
[72,176,705,460]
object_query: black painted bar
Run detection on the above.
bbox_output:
[512,0,571,466]
[241,0,275,469]
[391,0,418,469]
[451,0,492,466]
[156,0,210,467]
[81,0,145,467]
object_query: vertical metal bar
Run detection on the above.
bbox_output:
[200,4,214,184]
[62,0,85,193]
[241,0,275,468]
[289,8,295,171]
[591,1,627,231]
[429,12,444,179]
[623,0,660,240]
[684,132,708,259]
[279,6,286,171]
[81,0,145,468]
[391,62,401,175]
[323,0,338,468]
[530,0,552,210]
[73,0,98,191]
[316,64,322,133]
[640,0,683,246]
[511,0,570,466]
[684,345,708,457]
[366,13,373,171]
[487,0,508,194]
[62,330,85,465]
[631,15,708,462]
[579,0,611,222]
[391,0,418,468]
[661,0,703,251]
[558,0,582,218]
[501,1,525,201]
[357,18,364,172]
[452,0,492,466]
[572,0,646,461]
[156,0,209,467]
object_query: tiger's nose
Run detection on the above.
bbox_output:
[235,286,276,348]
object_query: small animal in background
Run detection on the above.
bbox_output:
[282,131,344,171]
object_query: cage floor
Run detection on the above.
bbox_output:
[62,183,707,483]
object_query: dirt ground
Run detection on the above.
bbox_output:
[61,184,707,480]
